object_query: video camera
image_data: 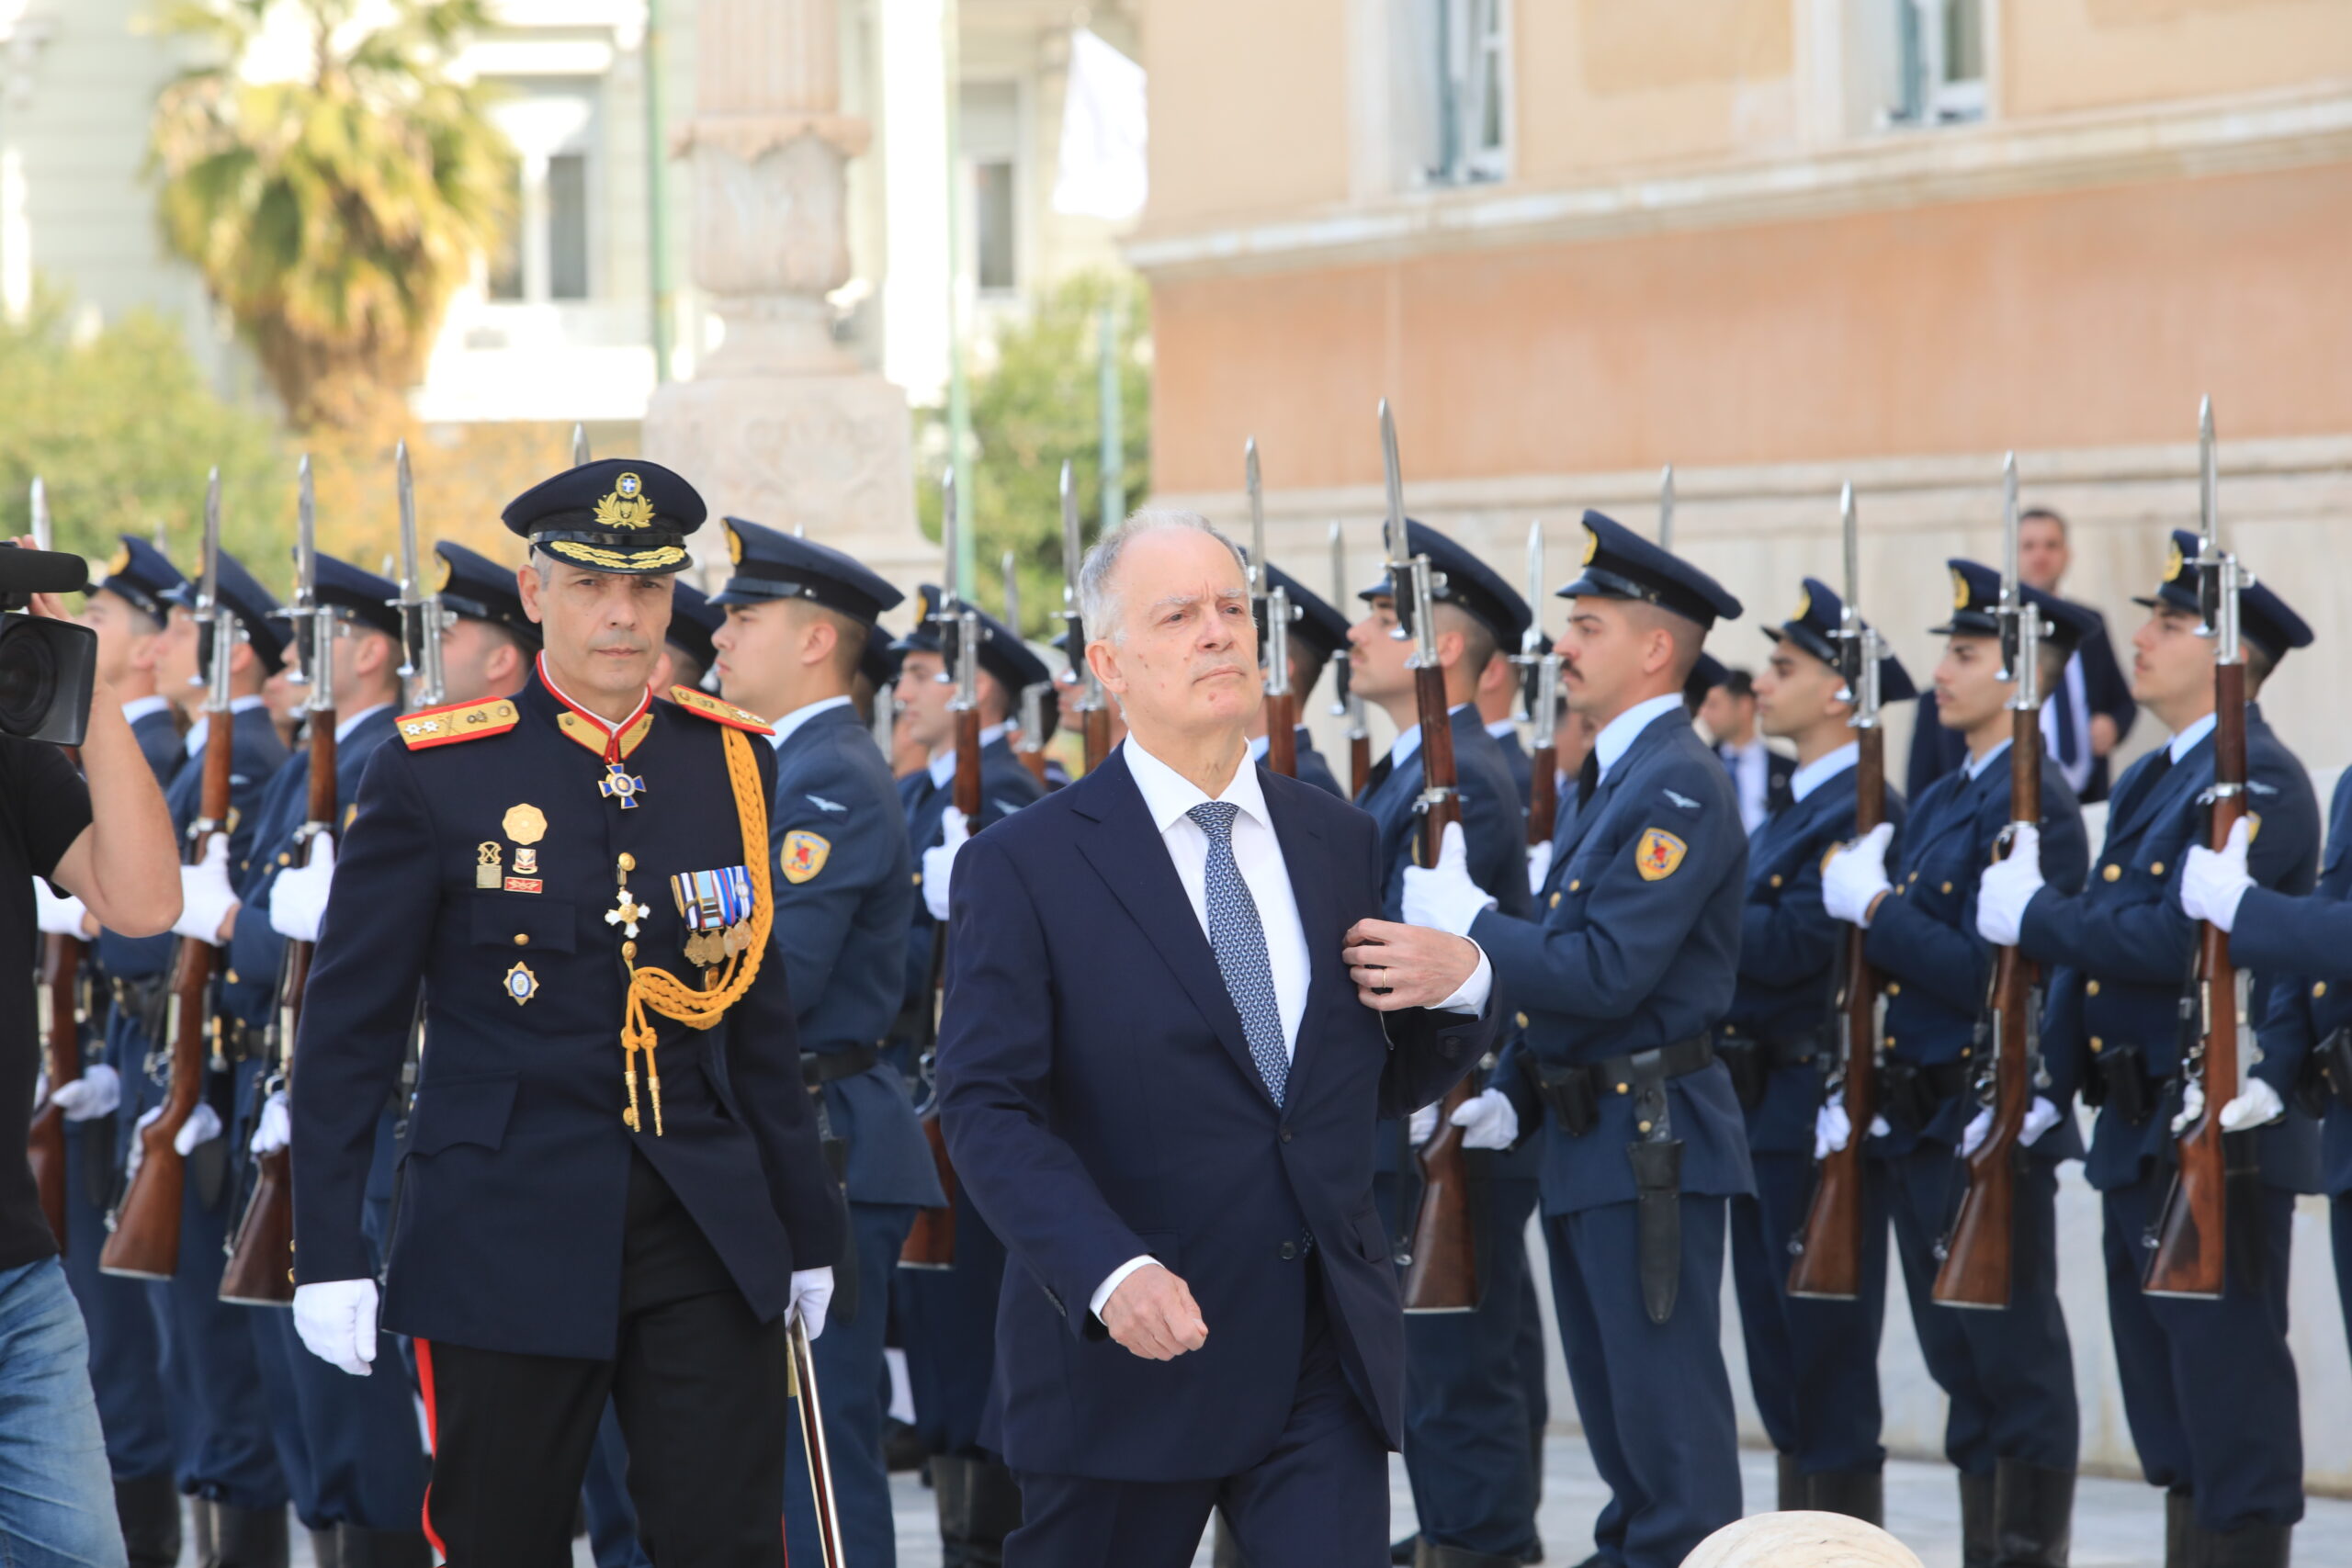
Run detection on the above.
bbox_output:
[0,545,96,747]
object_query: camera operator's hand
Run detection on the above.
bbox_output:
[269,832,334,944]
[171,833,239,946]
[31,877,91,939]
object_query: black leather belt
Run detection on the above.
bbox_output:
[803,1043,881,1089]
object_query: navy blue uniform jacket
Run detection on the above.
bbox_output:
[2020,706,2320,1193]
[1475,706,1754,1214]
[933,749,1498,1481]
[289,674,846,1359]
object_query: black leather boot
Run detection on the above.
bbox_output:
[1777,1451,1807,1511]
[2167,1490,2198,1568]
[211,1503,289,1568]
[112,1473,181,1568]
[964,1457,1023,1568]
[2189,1520,2291,1568]
[1415,1540,1526,1568]
[336,1525,435,1568]
[1961,1470,1998,1568]
[1993,1460,2074,1567]
[1811,1469,1885,1528]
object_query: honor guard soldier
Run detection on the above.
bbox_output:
[1976,534,2319,1568]
[1722,581,1916,1524]
[1814,560,2093,1564]
[35,536,192,1562]
[213,556,433,1566]
[707,517,945,1568]
[1352,519,1543,1568]
[105,546,295,1561]
[889,588,1049,1562]
[1245,563,1349,800]
[288,459,845,1564]
[1397,512,1750,1568]
[432,540,540,703]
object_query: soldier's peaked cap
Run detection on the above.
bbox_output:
[710,517,906,626]
[1356,519,1532,648]
[1767,578,1918,704]
[2132,529,2312,663]
[502,457,703,576]
[1560,511,1742,629]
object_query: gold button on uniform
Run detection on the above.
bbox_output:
[514,933,529,946]
[2103,864,2121,882]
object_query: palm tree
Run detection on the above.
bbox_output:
[150,0,513,431]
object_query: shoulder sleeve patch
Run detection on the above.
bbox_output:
[397,697,520,750]
[1634,827,1687,882]
[667,685,775,736]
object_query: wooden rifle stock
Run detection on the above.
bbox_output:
[1528,743,1558,850]
[28,932,83,1252]
[1787,722,1887,1300]
[2143,663,2246,1299]
[1399,663,1477,1313]
[901,708,986,1269]
[103,705,233,1280]
[1932,705,2042,1308]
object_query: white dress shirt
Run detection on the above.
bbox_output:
[768,694,854,751]
[1593,693,1689,787]
[1789,742,1858,805]
[1089,735,1494,1319]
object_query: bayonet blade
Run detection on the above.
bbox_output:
[28,477,49,553]
[1659,465,1675,551]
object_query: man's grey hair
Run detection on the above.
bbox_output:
[1077,508,1250,645]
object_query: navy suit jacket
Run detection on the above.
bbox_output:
[2238,770,2352,1197]
[934,748,1498,1481]
[2021,706,2320,1193]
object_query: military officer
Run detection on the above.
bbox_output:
[433,539,540,702]
[31,537,192,1562]
[206,556,431,1568]
[287,459,845,1564]
[889,590,1049,1564]
[707,517,945,1568]
[1396,511,1750,1568]
[1975,534,2320,1568]
[101,547,296,1562]
[1815,560,2092,1567]
[1243,563,1349,799]
[1722,581,1915,1524]
[1351,520,1542,1568]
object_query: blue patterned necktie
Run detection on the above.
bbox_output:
[1187,801,1287,1106]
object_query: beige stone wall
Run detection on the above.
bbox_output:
[2004,0,2352,118]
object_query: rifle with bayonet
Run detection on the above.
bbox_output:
[1514,520,1560,849]
[1790,485,1892,1301]
[1246,439,1297,776]
[104,469,236,1280]
[1059,462,1111,773]
[1330,522,1371,797]
[222,459,328,1306]
[391,441,446,709]
[1004,551,1048,785]
[1931,456,2045,1307]
[1381,400,1477,1314]
[2143,398,2245,1302]
[902,468,980,1270]
[26,476,81,1252]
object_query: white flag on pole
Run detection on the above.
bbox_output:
[1053,28,1147,221]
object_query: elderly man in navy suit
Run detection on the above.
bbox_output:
[935,509,1499,1568]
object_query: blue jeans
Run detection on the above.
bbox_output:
[0,1257,130,1566]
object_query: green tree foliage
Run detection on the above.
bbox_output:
[149,0,513,432]
[0,292,281,566]
[917,273,1150,643]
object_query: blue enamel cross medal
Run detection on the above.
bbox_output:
[600,763,646,808]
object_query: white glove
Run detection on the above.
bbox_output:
[2181,818,2254,933]
[48,1065,120,1122]
[1401,823,1498,939]
[1960,1096,2064,1156]
[268,832,336,944]
[1821,823,1894,928]
[32,879,87,937]
[1525,840,1554,897]
[249,1089,290,1156]
[1451,1087,1519,1150]
[293,1279,379,1377]
[789,1266,836,1341]
[171,834,238,945]
[921,807,969,923]
[1974,824,2044,947]
[174,1101,221,1156]
[1408,1103,1438,1145]
[1814,1100,1852,1159]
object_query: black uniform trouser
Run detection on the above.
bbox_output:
[416,1154,790,1567]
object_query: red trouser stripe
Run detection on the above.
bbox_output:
[414,1338,447,1560]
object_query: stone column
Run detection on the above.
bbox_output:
[643,0,928,590]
